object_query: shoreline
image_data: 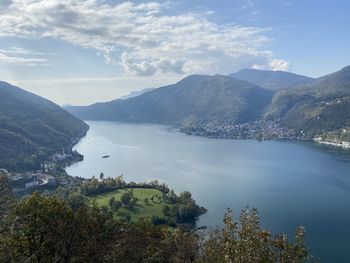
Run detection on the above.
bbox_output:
[76,120,350,152]
[64,123,90,170]
[183,130,350,151]
[313,137,350,149]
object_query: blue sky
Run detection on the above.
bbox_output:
[0,0,349,105]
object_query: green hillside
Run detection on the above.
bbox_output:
[0,81,89,171]
[265,66,350,135]
[66,75,274,126]
[66,66,350,139]
[230,68,314,91]
[94,188,171,222]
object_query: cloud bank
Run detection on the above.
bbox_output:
[0,0,290,75]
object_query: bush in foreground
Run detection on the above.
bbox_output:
[0,193,311,263]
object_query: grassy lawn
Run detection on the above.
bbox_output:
[93,188,169,221]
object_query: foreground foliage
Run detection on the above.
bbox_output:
[0,188,311,263]
[199,209,309,263]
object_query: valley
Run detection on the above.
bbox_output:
[1,1,348,261]
[2,66,350,262]
[66,66,350,149]
[67,121,350,262]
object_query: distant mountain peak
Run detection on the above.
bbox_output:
[230,68,314,91]
[316,65,350,85]
[340,65,350,71]
[66,74,273,126]
[265,65,350,134]
[329,65,350,77]
[119,87,156,100]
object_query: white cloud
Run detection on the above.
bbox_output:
[0,47,49,66]
[240,0,258,10]
[0,47,45,55]
[0,0,289,75]
[253,57,290,71]
[121,53,185,76]
[156,59,185,74]
[121,53,158,76]
[269,58,290,71]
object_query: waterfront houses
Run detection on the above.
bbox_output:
[314,137,350,149]
[181,120,299,140]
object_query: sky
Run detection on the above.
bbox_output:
[0,0,349,105]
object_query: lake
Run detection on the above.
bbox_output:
[66,121,350,262]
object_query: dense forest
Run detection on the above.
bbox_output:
[0,81,88,171]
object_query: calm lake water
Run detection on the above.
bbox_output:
[66,121,350,262]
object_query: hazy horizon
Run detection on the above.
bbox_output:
[1,0,349,105]
[3,67,333,106]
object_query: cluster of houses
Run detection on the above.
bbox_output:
[314,137,350,149]
[0,150,84,196]
[53,151,73,162]
[2,169,56,193]
[182,120,298,140]
[313,128,350,149]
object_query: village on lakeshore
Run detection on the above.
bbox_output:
[182,120,350,149]
[0,150,83,195]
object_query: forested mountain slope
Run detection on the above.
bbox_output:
[230,68,314,91]
[0,81,89,171]
[66,75,274,126]
[265,66,350,135]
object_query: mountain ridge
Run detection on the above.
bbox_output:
[66,66,350,139]
[0,81,89,171]
[119,87,156,100]
[230,68,314,91]
[265,65,350,135]
[66,74,274,126]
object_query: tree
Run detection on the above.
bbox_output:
[99,172,104,180]
[0,174,16,262]
[199,208,310,263]
[0,193,311,263]
[67,192,85,211]
[120,192,131,207]
[111,200,122,213]
[2,193,76,262]
[151,215,167,225]
[168,189,177,204]
[124,214,131,222]
[0,174,15,219]
[0,193,123,263]
[179,191,192,203]
[109,196,116,207]
[162,205,171,217]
